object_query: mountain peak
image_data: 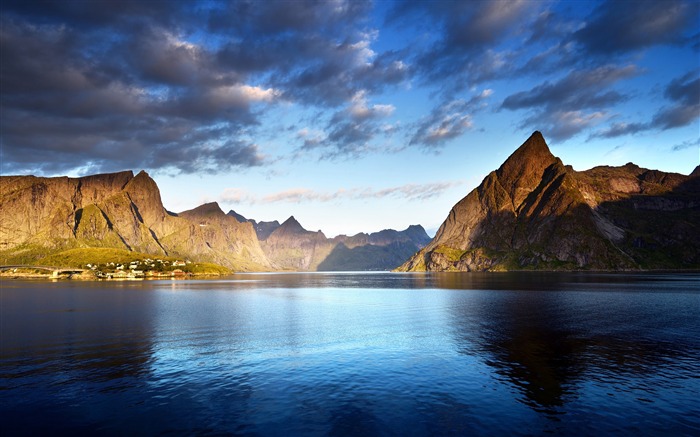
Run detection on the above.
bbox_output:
[691,165,700,178]
[496,131,558,208]
[227,209,248,223]
[184,201,225,217]
[281,215,305,230]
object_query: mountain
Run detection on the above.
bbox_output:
[398,131,700,271]
[255,215,431,271]
[0,171,428,271]
[227,210,280,240]
[319,225,432,271]
[260,216,336,270]
[0,171,269,270]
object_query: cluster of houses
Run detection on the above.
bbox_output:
[86,258,191,279]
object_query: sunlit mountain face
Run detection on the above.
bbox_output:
[2,0,698,237]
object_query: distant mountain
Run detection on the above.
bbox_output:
[259,216,431,271]
[227,210,280,240]
[0,171,269,270]
[0,171,429,271]
[320,225,432,271]
[399,132,700,271]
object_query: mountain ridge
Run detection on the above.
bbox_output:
[398,132,700,272]
[1,172,429,271]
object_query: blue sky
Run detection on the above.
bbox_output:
[2,0,699,236]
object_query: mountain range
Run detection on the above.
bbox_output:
[2,131,698,272]
[399,131,700,271]
[0,172,429,271]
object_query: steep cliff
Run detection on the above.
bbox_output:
[398,132,700,271]
[261,216,336,270]
[0,172,269,270]
[259,215,431,271]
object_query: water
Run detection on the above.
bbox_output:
[1,272,699,435]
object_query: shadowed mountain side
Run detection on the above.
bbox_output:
[398,132,700,271]
[227,210,280,240]
[317,241,428,271]
[259,215,431,271]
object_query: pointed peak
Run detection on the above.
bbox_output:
[227,209,248,223]
[183,201,225,216]
[514,130,551,156]
[279,215,307,233]
[691,165,700,178]
[495,132,558,208]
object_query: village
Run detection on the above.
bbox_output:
[86,258,192,279]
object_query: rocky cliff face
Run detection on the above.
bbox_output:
[177,203,271,270]
[399,131,700,271]
[0,171,269,270]
[260,216,336,270]
[255,215,431,271]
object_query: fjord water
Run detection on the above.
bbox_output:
[1,273,699,435]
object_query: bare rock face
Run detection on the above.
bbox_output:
[261,216,335,270]
[259,216,431,271]
[0,171,270,270]
[176,202,271,269]
[399,132,700,271]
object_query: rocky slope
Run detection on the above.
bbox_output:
[1,171,428,271]
[231,212,431,271]
[398,131,700,271]
[0,171,269,270]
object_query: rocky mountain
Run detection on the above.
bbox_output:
[228,210,280,240]
[399,131,700,272]
[1,171,429,271]
[231,211,431,271]
[0,171,269,270]
[261,216,335,270]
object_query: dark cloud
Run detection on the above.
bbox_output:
[651,73,700,129]
[588,72,700,139]
[388,0,547,92]
[297,91,396,158]
[501,65,638,111]
[1,0,416,174]
[409,91,492,148]
[588,122,648,140]
[574,0,700,55]
[500,65,639,142]
[671,138,700,152]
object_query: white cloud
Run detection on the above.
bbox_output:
[219,181,464,205]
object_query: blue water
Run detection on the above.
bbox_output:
[1,272,699,435]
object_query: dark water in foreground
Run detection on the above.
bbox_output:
[1,272,699,436]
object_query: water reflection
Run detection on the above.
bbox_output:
[1,274,699,435]
[446,279,700,419]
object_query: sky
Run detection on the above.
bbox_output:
[1,0,699,237]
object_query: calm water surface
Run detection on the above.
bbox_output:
[1,272,699,435]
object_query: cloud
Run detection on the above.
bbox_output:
[219,181,463,205]
[574,0,700,55]
[500,65,640,141]
[671,138,700,152]
[651,73,700,130]
[524,110,606,142]
[588,72,700,139]
[298,90,396,158]
[588,122,648,140]
[388,1,543,92]
[501,65,638,111]
[409,90,492,148]
[0,0,407,175]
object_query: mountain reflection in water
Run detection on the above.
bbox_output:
[1,273,698,435]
